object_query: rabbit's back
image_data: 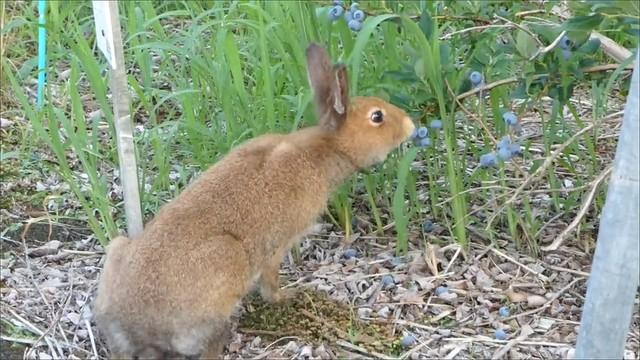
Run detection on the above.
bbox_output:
[95,129,338,356]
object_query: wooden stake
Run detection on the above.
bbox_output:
[92,1,143,238]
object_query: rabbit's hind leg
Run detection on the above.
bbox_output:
[199,319,232,359]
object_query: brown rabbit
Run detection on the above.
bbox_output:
[93,43,416,359]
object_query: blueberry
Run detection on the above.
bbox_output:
[400,334,416,348]
[495,328,507,340]
[497,146,512,161]
[422,220,434,233]
[497,136,511,150]
[350,2,359,11]
[502,111,518,126]
[390,256,405,267]
[382,274,395,288]
[344,10,353,22]
[429,119,442,130]
[332,0,342,5]
[469,71,483,86]
[416,137,431,147]
[508,143,521,157]
[343,248,357,259]
[498,306,510,317]
[328,5,344,21]
[348,19,362,32]
[416,126,428,138]
[479,152,498,168]
[352,9,365,21]
[562,48,572,60]
[435,286,448,296]
[559,35,572,50]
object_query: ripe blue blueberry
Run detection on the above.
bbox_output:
[469,71,483,87]
[417,126,428,138]
[559,35,572,50]
[495,328,507,340]
[400,334,416,348]
[348,19,362,32]
[416,137,431,147]
[429,119,442,130]
[498,306,510,317]
[422,220,434,233]
[343,248,357,259]
[508,143,521,157]
[382,274,395,288]
[352,9,365,22]
[480,152,498,168]
[332,0,342,5]
[497,136,511,150]
[328,5,344,21]
[502,111,518,126]
[435,286,448,296]
[497,146,512,161]
[344,10,353,22]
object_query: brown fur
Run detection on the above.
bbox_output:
[93,43,415,359]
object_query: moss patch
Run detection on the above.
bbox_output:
[238,289,400,354]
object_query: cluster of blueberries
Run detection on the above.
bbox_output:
[328,1,366,32]
[410,119,442,147]
[468,71,523,168]
[480,131,522,168]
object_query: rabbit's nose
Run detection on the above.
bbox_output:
[404,117,417,140]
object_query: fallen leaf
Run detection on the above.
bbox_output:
[505,288,528,303]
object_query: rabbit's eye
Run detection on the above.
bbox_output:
[371,110,384,124]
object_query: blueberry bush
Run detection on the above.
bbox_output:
[2,0,638,255]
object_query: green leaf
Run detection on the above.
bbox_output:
[515,30,537,59]
[419,8,434,40]
[577,38,601,54]
[562,14,605,32]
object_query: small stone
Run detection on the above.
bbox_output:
[299,345,313,359]
[357,307,372,319]
[435,286,448,296]
[283,340,298,354]
[315,344,332,360]
[250,336,261,348]
[527,294,547,307]
[438,291,458,301]
[377,306,391,318]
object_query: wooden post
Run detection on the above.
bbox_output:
[575,52,639,358]
[91,1,143,238]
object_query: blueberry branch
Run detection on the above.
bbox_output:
[456,63,634,101]
[484,123,596,232]
[541,166,613,251]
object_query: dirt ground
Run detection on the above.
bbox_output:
[0,212,638,359]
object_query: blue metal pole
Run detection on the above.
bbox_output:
[37,0,47,108]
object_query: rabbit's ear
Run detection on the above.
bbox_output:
[306,43,349,131]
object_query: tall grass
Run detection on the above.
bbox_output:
[3,0,636,253]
